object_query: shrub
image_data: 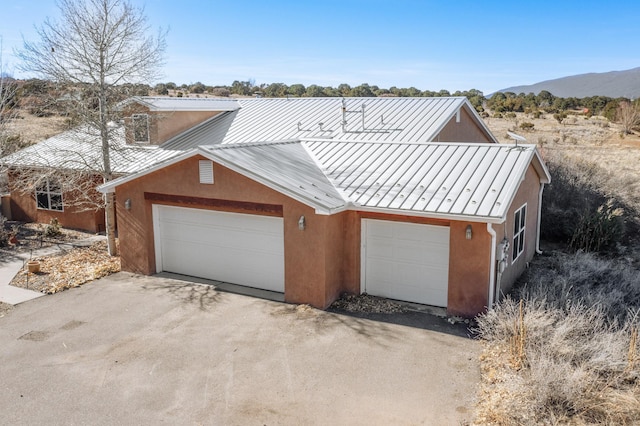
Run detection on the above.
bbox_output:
[505,112,517,119]
[553,111,567,124]
[540,154,633,253]
[44,218,61,238]
[210,87,230,97]
[532,110,543,119]
[569,200,624,252]
[0,216,9,247]
[519,121,534,131]
[476,252,640,425]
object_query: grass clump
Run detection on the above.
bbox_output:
[475,253,640,425]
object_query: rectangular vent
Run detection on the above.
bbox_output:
[199,160,214,184]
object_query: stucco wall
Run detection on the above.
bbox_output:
[448,221,492,317]
[115,155,350,309]
[113,155,542,317]
[437,104,493,143]
[493,164,544,299]
[8,171,105,232]
[155,111,220,143]
[122,104,219,145]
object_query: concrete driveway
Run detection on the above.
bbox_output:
[0,272,480,425]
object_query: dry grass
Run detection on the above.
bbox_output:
[3,111,67,146]
[10,240,120,294]
[477,113,640,425]
[475,254,640,425]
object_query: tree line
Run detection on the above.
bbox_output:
[6,77,639,125]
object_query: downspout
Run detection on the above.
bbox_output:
[536,183,545,255]
[487,223,497,310]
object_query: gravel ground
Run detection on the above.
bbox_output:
[330,293,407,313]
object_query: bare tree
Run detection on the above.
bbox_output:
[617,100,640,134]
[17,0,166,255]
[0,39,21,159]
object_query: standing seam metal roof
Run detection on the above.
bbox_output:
[100,140,547,222]
[219,97,475,145]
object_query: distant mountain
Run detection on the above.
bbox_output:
[498,67,640,99]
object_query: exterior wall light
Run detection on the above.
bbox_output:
[298,215,306,231]
[125,198,132,210]
[465,224,472,240]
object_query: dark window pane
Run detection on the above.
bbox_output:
[521,206,526,228]
[133,114,149,142]
[50,194,63,211]
[36,193,49,209]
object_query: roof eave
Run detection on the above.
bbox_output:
[336,204,506,224]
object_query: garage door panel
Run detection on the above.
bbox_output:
[154,205,284,293]
[363,219,449,307]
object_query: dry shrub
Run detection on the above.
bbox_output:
[541,153,636,253]
[476,253,640,425]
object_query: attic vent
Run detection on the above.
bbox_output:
[199,160,214,184]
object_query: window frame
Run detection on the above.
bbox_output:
[512,203,527,263]
[36,179,64,212]
[132,113,150,143]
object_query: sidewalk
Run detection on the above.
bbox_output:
[0,236,105,305]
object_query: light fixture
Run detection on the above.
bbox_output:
[465,224,472,240]
[125,198,132,210]
[298,215,306,231]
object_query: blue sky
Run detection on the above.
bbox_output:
[2,0,639,94]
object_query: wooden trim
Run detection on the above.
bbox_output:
[144,192,283,217]
[357,210,450,226]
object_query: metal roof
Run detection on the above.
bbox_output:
[160,110,238,150]
[124,96,241,112]
[0,125,182,175]
[201,142,345,211]
[219,97,490,145]
[304,141,547,219]
[100,140,549,222]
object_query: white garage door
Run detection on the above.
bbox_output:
[153,205,285,293]
[362,219,450,307]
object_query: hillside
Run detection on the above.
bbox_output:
[499,67,640,99]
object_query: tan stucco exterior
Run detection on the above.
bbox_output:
[122,103,220,145]
[7,171,106,233]
[436,104,494,143]
[112,154,546,317]
[492,164,544,299]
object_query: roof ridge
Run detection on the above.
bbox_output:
[205,139,301,150]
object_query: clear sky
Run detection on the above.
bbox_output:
[1,0,639,94]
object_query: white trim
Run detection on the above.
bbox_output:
[360,220,367,295]
[536,184,545,254]
[512,203,527,263]
[98,149,197,193]
[340,204,507,224]
[35,178,64,212]
[487,223,497,310]
[152,204,163,273]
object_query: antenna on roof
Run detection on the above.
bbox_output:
[507,131,526,148]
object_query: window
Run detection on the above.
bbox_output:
[199,160,214,184]
[512,204,526,262]
[36,179,63,211]
[132,114,150,143]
